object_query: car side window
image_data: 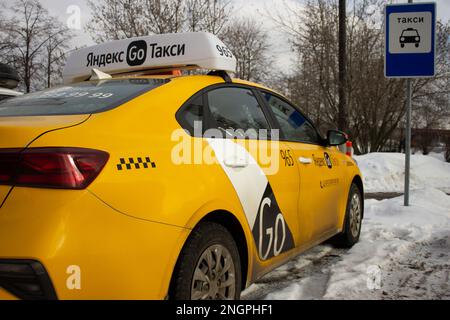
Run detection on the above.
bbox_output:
[261,92,320,144]
[207,87,270,139]
[177,94,204,136]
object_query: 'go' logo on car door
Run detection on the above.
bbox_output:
[252,183,295,260]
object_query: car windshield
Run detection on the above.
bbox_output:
[0,78,169,117]
[402,30,418,37]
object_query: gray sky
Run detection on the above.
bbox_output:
[35,0,450,71]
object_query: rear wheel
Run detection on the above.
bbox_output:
[170,221,242,300]
[331,183,362,248]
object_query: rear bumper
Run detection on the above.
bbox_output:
[0,260,57,300]
[0,187,189,300]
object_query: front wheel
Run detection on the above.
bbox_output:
[169,221,242,300]
[331,183,363,248]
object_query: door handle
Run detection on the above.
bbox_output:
[224,157,248,168]
[299,157,313,164]
[225,162,248,168]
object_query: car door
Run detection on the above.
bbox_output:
[259,91,344,245]
[204,85,300,261]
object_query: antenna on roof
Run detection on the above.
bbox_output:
[90,68,112,81]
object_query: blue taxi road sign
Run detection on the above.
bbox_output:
[385,3,436,78]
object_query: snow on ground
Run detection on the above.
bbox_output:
[353,152,450,194]
[323,188,450,299]
[243,153,450,300]
[427,152,447,162]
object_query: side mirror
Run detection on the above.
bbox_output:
[327,130,348,146]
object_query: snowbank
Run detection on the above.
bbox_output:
[263,188,450,300]
[354,153,450,193]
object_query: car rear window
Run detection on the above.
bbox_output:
[0,78,169,117]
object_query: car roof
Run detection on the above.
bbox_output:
[182,75,288,99]
[109,74,281,97]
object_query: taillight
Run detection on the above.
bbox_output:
[0,147,109,189]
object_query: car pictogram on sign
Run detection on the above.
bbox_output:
[400,28,421,48]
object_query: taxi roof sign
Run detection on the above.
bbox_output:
[63,32,236,84]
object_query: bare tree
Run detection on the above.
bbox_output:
[145,0,186,34]
[86,0,136,42]
[200,0,232,35]
[43,21,72,88]
[0,0,49,92]
[411,21,450,132]
[222,18,271,83]
[186,0,208,32]
[86,0,233,42]
[268,0,450,154]
[0,0,72,92]
[86,0,185,42]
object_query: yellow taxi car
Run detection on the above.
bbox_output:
[0,32,363,300]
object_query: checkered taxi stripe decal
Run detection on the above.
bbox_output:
[116,157,156,171]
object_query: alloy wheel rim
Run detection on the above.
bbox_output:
[349,193,361,238]
[191,244,236,300]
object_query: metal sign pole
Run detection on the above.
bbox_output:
[405,79,412,206]
[404,0,413,207]
[386,0,435,206]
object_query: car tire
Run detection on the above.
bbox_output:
[401,43,405,48]
[331,183,363,248]
[169,221,242,300]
